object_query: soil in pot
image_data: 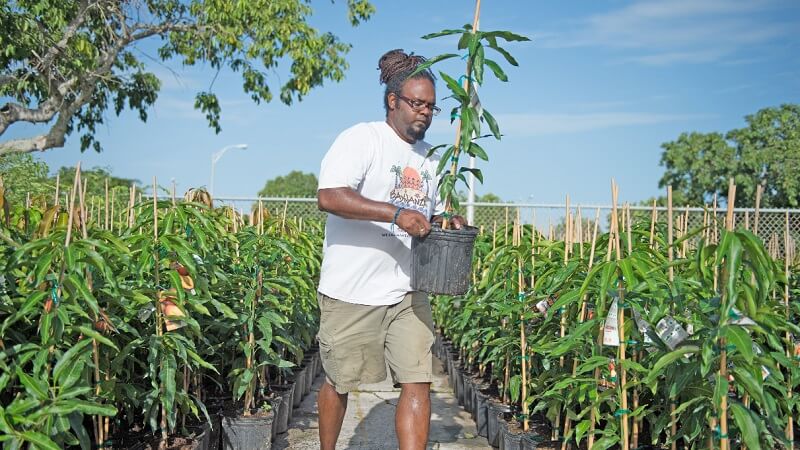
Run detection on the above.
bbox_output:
[499,414,526,450]
[221,407,274,450]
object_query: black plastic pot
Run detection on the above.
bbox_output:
[410,225,479,295]
[291,368,306,407]
[302,358,313,396]
[221,412,273,450]
[186,421,212,450]
[455,370,465,406]
[208,411,222,450]
[463,376,474,414]
[272,384,295,429]
[473,389,489,437]
[522,438,561,450]
[499,418,523,450]
[487,402,512,448]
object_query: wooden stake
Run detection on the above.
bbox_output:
[785,212,795,450]
[719,179,736,450]
[754,184,762,236]
[649,200,658,248]
[611,181,629,450]
[515,210,529,432]
[104,179,109,230]
[441,0,482,229]
[54,172,61,207]
[667,186,674,283]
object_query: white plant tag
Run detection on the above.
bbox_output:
[761,365,770,380]
[730,307,756,326]
[603,299,620,347]
[656,316,689,350]
[632,308,655,345]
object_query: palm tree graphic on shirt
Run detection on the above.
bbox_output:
[389,165,428,213]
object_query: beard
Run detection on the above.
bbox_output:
[406,121,429,141]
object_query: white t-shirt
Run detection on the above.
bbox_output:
[317,121,442,305]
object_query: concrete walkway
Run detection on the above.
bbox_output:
[274,357,492,449]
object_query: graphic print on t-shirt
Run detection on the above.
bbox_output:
[389,165,432,214]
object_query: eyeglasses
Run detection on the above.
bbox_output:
[396,95,441,116]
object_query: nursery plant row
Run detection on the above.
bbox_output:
[432,185,800,450]
[0,174,323,450]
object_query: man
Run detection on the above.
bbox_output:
[316,49,465,450]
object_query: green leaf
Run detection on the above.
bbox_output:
[20,431,61,450]
[16,366,48,401]
[408,53,459,77]
[53,338,93,382]
[482,109,501,139]
[473,44,485,85]
[77,326,119,351]
[713,374,729,411]
[730,401,760,450]
[459,167,483,184]
[575,419,591,444]
[725,325,753,363]
[482,30,531,42]
[55,399,117,416]
[467,142,488,161]
[483,58,508,81]
[439,72,468,101]
[421,28,468,39]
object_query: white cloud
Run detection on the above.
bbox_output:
[534,0,797,65]
[427,111,713,137]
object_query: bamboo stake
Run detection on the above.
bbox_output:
[754,184,762,236]
[516,210,529,432]
[577,207,584,259]
[668,187,674,282]
[718,179,737,450]
[64,165,81,247]
[54,172,61,206]
[128,184,136,228]
[649,200,657,248]
[611,181,629,450]
[281,199,289,231]
[682,206,690,256]
[104,179,109,230]
[442,0,482,230]
[785,212,794,449]
[563,208,600,450]
[554,197,570,440]
[110,189,116,234]
[171,180,177,207]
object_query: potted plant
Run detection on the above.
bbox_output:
[408,19,528,295]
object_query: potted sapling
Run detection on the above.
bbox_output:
[408,15,529,295]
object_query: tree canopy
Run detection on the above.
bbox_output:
[257,170,318,198]
[0,0,374,156]
[659,104,800,208]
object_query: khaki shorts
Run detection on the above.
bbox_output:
[316,291,435,394]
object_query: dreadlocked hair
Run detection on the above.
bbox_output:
[378,49,435,114]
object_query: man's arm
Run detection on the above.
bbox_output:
[318,187,432,238]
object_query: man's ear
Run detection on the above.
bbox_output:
[386,92,397,111]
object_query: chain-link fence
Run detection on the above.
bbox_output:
[215,197,800,260]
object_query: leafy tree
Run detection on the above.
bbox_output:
[0,0,375,155]
[659,104,800,207]
[257,170,318,198]
[0,154,51,204]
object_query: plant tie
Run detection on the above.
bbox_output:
[451,111,461,120]
[457,75,475,85]
[515,355,531,361]
[614,409,631,417]
[713,425,728,440]
[47,274,59,305]
[461,53,469,60]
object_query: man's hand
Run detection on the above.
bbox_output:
[431,214,467,230]
[397,209,432,238]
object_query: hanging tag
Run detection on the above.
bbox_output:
[632,309,655,345]
[730,307,756,326]
[536,295,556,314]
[761,365,770,380]
[603,299,620,347]
[656,316,689,350]
[192,254,205,266]
[137,304,156,321]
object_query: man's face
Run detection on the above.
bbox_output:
[388,77,436,143]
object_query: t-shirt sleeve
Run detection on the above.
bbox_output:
[318,124,375,191]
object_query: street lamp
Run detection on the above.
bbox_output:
[209,143,248,197]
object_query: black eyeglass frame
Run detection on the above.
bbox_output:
[395,94,441,116]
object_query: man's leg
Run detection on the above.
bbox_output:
[318,380,348,450]
[396,382,431,450]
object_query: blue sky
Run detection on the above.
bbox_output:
[8,0,800,206]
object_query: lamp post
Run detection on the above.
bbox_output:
[209,143,248,197]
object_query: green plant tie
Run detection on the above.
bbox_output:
[609,376,617,382]
[559,307,565,314]
[618,302,629,308]
[515,355,531,361]
[713,426,728,439]
[99,440,114,448]
[516,414,529,420]
[614,409,630,417]
[450,155,458,162]
[461,53,469,60]
[517,293,525,301]
[713,344,736,354]
[185,225,192,238]
[728,310,741,319]
[441,211,452,219]
[50,281,59,305]
[451,112,461,120]
[625,340,638,345]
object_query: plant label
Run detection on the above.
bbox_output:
[603,299,620,347]
[536,295,556,314]
[632,308,655,345]
[656,316,689,350]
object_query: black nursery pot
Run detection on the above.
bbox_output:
[221,411,274,450]
[473,389,489,437]
[411,225,479,296]
[499,414,524,450]
[487,401,512,448]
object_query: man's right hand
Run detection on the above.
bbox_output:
[396,209,431,238]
